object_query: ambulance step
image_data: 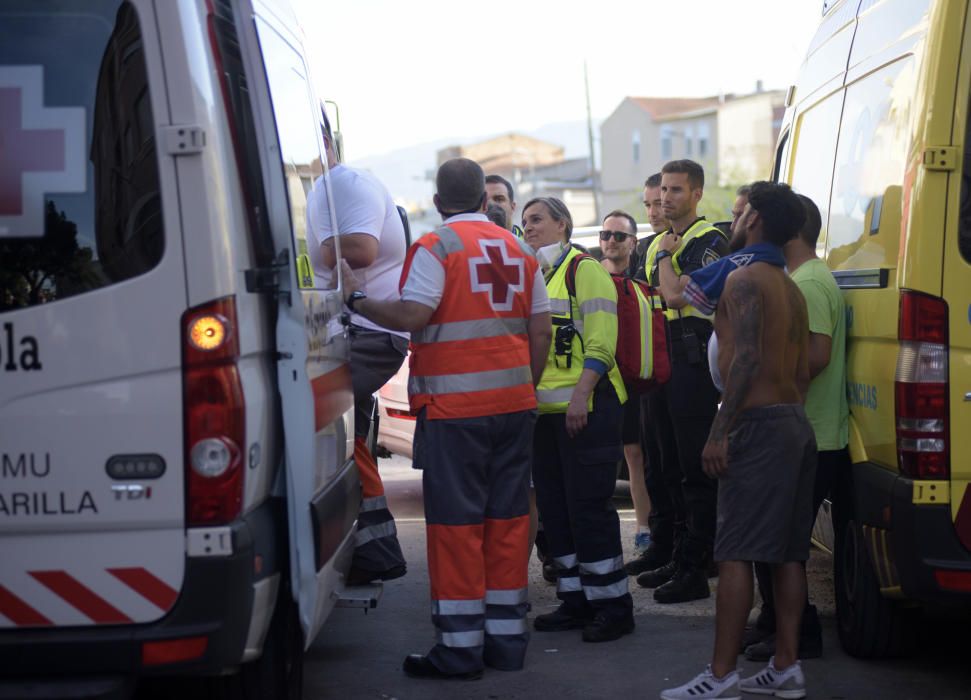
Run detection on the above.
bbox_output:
[334,582,383,610]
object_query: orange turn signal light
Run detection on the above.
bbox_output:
[188,315,228,351]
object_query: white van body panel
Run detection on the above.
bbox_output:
[0,0,187,627]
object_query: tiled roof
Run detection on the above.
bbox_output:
[628,96,724,119]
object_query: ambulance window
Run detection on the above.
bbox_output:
[0,1,163,312]
[960,91,971,264]
[789,91,844,256]
[254,20,327,288]
[772,129,790,183]
[827,58,915,270]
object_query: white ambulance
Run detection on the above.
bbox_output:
[0,0,364,696]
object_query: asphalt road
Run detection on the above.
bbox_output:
[306,455,971,700]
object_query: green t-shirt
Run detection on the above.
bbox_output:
[791,258,848,450]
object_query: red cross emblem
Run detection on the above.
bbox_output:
[1,66,86,238]
[468,239,525,311]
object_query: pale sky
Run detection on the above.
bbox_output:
[291,0,824,161]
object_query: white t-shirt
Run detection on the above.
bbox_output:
[306,164,408,338]
[401,213,551,315]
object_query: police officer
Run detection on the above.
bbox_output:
[626,171,682,578]
[342,158,552,679]
[486,174,524,238]
[523,196,635,642]
[637,159,730,603]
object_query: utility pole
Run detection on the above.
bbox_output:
[584,60,600,221]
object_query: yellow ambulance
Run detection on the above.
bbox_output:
[776,0,971,658]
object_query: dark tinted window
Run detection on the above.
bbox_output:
[0,1,163,312]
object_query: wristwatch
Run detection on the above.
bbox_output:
[347,290,367,312]
[654,249,674,265]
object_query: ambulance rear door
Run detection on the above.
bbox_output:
[232,0,357,644]
[0,0,187,630]
[945,5,971,553]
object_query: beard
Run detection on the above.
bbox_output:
[729,229,748,252]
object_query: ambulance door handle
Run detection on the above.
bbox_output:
[965,392,971,402]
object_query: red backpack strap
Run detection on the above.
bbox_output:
[564,252,595,299]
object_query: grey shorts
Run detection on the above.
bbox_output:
[714,404,817,564]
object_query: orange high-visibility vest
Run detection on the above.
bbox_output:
[401,221,539,420]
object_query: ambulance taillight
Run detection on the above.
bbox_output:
[895,290,949,479]
[182,296,245,525]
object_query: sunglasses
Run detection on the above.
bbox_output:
[599,230,634,242]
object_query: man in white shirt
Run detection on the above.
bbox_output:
[305,111,407,585]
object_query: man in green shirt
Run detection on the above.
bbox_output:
[744,194,850,661]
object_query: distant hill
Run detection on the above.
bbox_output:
[353,119,601,207]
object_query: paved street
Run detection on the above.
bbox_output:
[306,455,970,699]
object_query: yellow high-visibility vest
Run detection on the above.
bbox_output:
[537,247,627,414]
[644,219,727,321]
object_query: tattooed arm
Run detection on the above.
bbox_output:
[702,273,763,478]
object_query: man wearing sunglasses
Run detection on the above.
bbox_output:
[599,211,654,573]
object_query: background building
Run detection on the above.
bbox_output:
[599,85,785,216]
[436,133,598,226]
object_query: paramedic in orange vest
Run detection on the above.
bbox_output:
[340,158,552,680]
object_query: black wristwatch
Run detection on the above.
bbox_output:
[347,290,367,312]
[654,249,674,265]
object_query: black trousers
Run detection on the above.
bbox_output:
[642,318,720,571]
[532,383,632,619]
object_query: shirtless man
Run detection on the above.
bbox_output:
[662,181,814,700]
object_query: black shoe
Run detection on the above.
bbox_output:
[402,654,483,680]
[653,567,710,603]
[636,560,677,589]
[581,612,635,642]
[542,562,558,584]
[744,605,823,661]
[346,563,407,586]
[533,604,593,632]
[624,547,671,576]
[743,631,823,661]
[740,624,775,654]
[739,606,776,654]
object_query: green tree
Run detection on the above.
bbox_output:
[0,202,101,310]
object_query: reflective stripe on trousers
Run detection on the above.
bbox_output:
[484,586,529,670]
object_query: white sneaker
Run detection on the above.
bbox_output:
[660,665,741,700]
[739,657,806,698]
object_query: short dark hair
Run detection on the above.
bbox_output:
[736,184,752,198]
[797,194,822,247]
[662,159,705,190]
[485,202,507,229]
[485,174,515,202]
[436,158,486,212]
[747,181,806,247]
[644,172,662,189]
[603,209,637,236]
[522,196,573,240]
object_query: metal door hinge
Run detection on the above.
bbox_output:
[245,249,291,304]
[163,125,206,155]
[922,146,957,171]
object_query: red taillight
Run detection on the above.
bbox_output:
[934,569,971,593]
[895,291,948,480]
[182,297,245,525]
[386,408,417,421]
[142,636,208,666]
